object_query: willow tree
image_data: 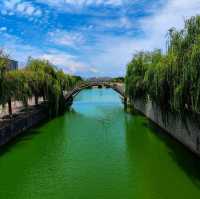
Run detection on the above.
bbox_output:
[26,58,48,105]
[125,51,150,101]
[1,53,81,118]
[126,15,200,120]
[25,58,79,117]
[3,70,32,109]
[0,50,13,116]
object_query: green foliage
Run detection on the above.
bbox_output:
[0,50,9,78]
[111,77,125,83]
[73,75,83,83]
[2,70,32,106]
[0,56,80,117]
[126,15,200,117]
[0,50,9,105]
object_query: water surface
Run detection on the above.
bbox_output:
[0,88,200,199]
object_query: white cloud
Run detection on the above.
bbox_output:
[34,9,42,16]
[0,27,7,32]
[93,16,133,30]
[37,0,123,11]
[1,0,42,17]
[0,32,98,75]
[0,32,43,67]
[48,30,85,48]
[78,0,200,76]
[83,35,137,76]
[139,0,200,51]
[40,50,98,74]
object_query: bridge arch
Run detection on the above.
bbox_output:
[64,82,126,106]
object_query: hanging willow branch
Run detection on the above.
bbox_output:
[0,56,82,117]
[125,15,200,122]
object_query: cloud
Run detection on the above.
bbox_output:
[74,0,200,76]
[40,50,98,75]
[37,0,123,9]
[0,27,7,32]
[0,31,98,75]
[36,0,125,15]
[83,35,138,76]
[48,30,85,48]
[138,0,200,51]
[0,0,42,17]
[92,16,134,30]
[0,32,43,66]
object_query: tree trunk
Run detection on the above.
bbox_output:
[35,95,38,105]
[8,98,12,117]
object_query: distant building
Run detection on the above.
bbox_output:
[7,59,18,70]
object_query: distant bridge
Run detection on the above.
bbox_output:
[64,82,126,105]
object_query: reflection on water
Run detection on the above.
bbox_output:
[0,88,200,199]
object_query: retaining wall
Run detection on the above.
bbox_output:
[0,106,48,147]
[133,99,200,156]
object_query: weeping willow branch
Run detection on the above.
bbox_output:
[126,15,200,123]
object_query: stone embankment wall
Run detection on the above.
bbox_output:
[0,106,48,147]
[133,99,200,156]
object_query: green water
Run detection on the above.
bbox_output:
[0,88,200,199]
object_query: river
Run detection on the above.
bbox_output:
[0,88,200,199]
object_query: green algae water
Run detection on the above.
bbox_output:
[0,88,200,199]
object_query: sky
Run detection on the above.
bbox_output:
[0,0,200,77]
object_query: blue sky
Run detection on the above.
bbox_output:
[0,0,200,77]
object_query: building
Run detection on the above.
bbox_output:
[7,59,18,70]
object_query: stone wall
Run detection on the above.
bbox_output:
[0,106,48,147]
[133,99,200,156]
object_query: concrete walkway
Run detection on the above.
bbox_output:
[0,97,43,119]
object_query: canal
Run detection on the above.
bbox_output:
[0,88,200,198]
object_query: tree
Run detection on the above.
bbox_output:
[1,54,82,118]
[0,50,13,116]
[125,15,200,119]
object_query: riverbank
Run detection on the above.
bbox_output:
[0,104,49,147]
[132,99,200,157]
[0,97,44,119]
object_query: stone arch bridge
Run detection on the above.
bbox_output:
[64,82,126,105]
